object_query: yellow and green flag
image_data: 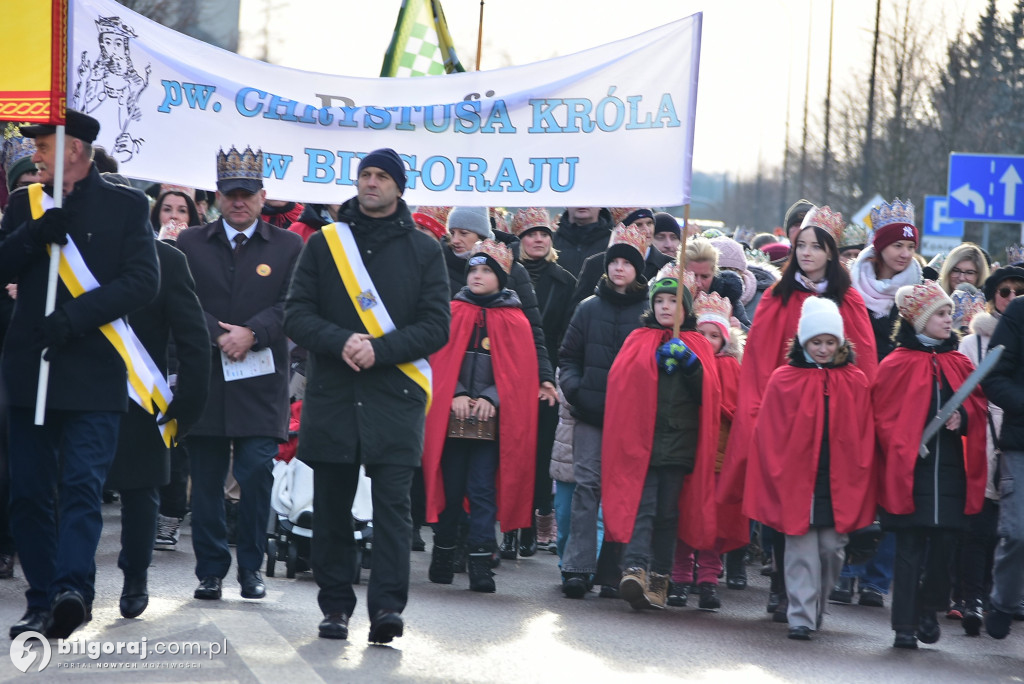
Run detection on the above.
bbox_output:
[381,0,466,77]
[0,0,67,123]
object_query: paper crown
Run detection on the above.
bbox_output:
[840,223,870,249]
[895,280,953,332]
[951,287,986,329]
[607,223,648,256]
[702,228,725,239]
[470,239,513,275]
[1007,243,1024,265]
[511,207,552,236]
[733,227,756,245]
[871,197,915,230]
[96,16,137,39]
[651,261,697,293]
[413,205,451,228]
[694,291,732,323]
[744,246,769,265]
[1,132,35,179]
[216,146,263,183]
[800,205,845,244]
[610,207,643,225]
[489,207,509,234]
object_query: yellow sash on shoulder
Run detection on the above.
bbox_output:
[321,222,433,412]
[28,183,177,446]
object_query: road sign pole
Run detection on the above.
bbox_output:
[982,222,990,252]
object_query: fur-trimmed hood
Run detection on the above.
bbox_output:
[721,325,746,362]
[968,310,999,339]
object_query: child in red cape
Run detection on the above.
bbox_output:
[717,205,878,620]
[604,264,721,610]
[748,297,875,640]
[422,240,539,593]
[670,291,746,610]
[875,281,987,650]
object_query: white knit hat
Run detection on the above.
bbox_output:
[797,296,845,346]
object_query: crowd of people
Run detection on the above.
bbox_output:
[0,110,1022,650]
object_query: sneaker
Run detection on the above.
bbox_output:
[562,573,588,599]
[618,567,650,610]
[667,582,688,607]
[946,600,964,620]
[154,515,182,548]
[962,599,983,636]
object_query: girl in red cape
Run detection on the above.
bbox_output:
[717,206,878,621]
[670,291,746,610]
[875,281,987,650]
[422,240,539,593]
[604,265,721,610]
[749,297,875,640]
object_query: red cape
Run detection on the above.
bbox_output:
[713,355,744,547]
[745,362,876,535]
[873,347,987,516]
[602,327,722,550]
[423,300,539,531]
[716,287,877,550]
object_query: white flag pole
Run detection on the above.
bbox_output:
[34,125,65,426]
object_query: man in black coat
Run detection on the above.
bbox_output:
[106,238,211,620]
[175,147,303,605]
[552,206,613,278]
[0,110,160,639]
[981,296,1024,638]
[284,149,450,644]
[569,208,672,310]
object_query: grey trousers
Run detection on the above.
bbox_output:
[622,466,686,574]
[562,422,602,574]
[991,450,1024,614]
[785,527,847,630]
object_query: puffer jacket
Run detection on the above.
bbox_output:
[549,384,576,482]
[558,276,648,426]
[959,310,1003,500]
[982,296,1024,452]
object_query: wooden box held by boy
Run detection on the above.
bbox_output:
[447,414,496,440]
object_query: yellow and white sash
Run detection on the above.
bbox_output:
[321,222,433,411]
[28,184,177,446]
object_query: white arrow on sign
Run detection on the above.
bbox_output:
[1000,165,1021,216]
[951,183,986,214]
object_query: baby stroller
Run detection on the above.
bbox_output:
[266,400,374,580]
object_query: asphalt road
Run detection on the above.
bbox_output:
[0,504,1021,683]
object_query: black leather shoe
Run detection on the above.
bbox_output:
[858,587,885,607]
[726,576,747,590]
[238,568,266,599]
[10,608,50,638]
[962,599,983,636]
[773,596,789,623]
[318,613,349,640]
[499,532,518,560]
[829,576,854,604]
[120,574,149,619]
[917,611,941,644]
[766,591,782,614]
[194,576,222,600]
[368,610,404,644]
[787,626,812,640]
[0,553,15,579]
[562,574,588,599]
[518,527,537,557]
[47,590,87,639]
[411,526,426,552]
[893,631,918,649]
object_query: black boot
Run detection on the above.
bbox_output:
[412,525,426,552]
[725,547,747,589]
[468,547,496,593]
[499,531,518,560]
[119,573,149,619]
[518,526,537,557]
[428,545,455,584]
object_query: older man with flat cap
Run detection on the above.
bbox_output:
[0,109,159,639]
[175,146,303,605]
[285,148,450,644]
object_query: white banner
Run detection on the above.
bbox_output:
[68,0,701,206]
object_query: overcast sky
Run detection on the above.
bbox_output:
[239,0,1008,178]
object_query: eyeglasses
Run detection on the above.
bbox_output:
[950,268,978,277]
[998,286,1024,298]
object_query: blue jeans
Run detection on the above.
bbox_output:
[841,531,896,594]
[553,480,604,569]
[434,439,499,549]
[8,407,121,609]
[187,436,276,579]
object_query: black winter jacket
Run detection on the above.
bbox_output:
[558,276,648,426]
[983,296,1024,452]
[570,246,671,310]
[552,209,613,278]
[521,257,577,369]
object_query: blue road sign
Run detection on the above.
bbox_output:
[923,195,964,237]
[948,153,1024,222]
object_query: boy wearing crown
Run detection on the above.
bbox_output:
[176,146,303,607]
[422,239,539,593]
[602,264,721,610]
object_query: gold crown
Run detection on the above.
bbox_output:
[694,291,733,323]
[511,207,551,236]
[216,146,263,182]
[840,222,869,248]
[871,197,915,231]
[470,239,513,275]
[800,205,845,244]
[1007,243,1024,265]
[608,223,647,256]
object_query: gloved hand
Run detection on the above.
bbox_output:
[33,309,72,359]
[29,207,70,248]
[656,337,699,375]
[157,397,200,439]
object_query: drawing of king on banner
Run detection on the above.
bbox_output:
[72,16,151,162]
